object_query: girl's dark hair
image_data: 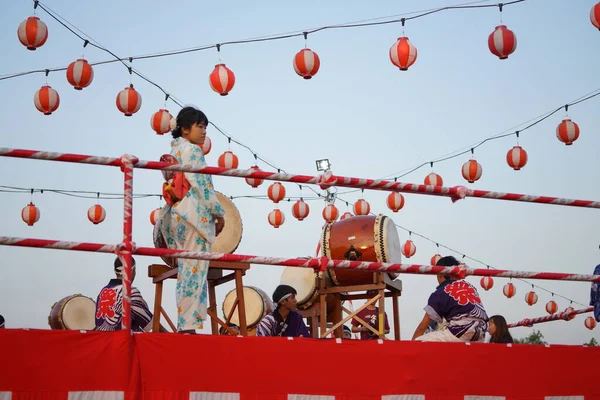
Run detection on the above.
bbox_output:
[489,315,513,343]
[171,106,209,139]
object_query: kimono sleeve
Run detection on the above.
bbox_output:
[256,315,276,336]
[295,314,310,338]
[424,288,448,324]
[180,143,225,218]
[131,287,153,332]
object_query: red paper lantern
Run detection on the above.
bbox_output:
[591,2,600,30]
[386,192,405,213]
[525,291,538,306]
[564,306,576,320]
[150,109,173,135]
[556,119,580,146]
[245,165,264,188]
[585,316,597,330]
[322,204,339,223]
[503,282,516,298]
[402,240,416,258]
[292,199,310,221]
[462,159,482,183]
[353,199,370,216]
[17,16,48,50]
[545,300,558,315]
[488,25,517,60]
[66,59,94,90]
[506,146,528,170]
[431,254,442,266]
[116,85,142,116]
[268,209,285,228]
[87,204,106,225]
[150,208,161,225]
[209,64,235,96]
[201,136,212,155]
[389,37,417,71]
[340,211,353,220]
[480,277,494,291]
[424,173,443,186]
[267,182,286,203]
[218,151,239,169]
[22,202,40,226]
[34,85,60,115]
[293,48,320,79]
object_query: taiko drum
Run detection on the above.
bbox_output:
[321,214,402,286]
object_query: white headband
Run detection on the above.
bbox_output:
[278,293,293,304]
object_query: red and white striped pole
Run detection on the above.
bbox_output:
[0,236,599,283]
[1,147,600,210]
[508,307,594,328]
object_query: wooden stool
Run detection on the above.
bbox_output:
[148,261,250,335]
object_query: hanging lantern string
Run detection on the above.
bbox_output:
[336,87,600,196]
[3,0,526,84]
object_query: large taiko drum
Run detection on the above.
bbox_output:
[222,286,273,335]
[153,191,243,268]
[321,214,402,286]
[279,267,337,316]
[48,294,96,330]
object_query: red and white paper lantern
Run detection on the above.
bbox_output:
[22,202,40,226]
[506,145,528,170]
[564,306,576,320]
[340,211,353,220]
[293,48,320,79]
[245,165,264,188]
[66,59,94,90]
[150,109,173,135]
[503,282,516,298]
[292,199,310,221]
[545,300,558,315]
[150,208,161,225]
[353,199,370,216]
[585,316,597,330]
[218,151,239,169]
[431,254,442,266]
[268,209,285,228]
[462,159,482,183]
[424,173,443,186]
[488,25,517,60]
[267,182,286,203]
[389,37,417,71]
[591,2,600,30]
[556,119,580,146]
[322,204,339,223]
[480,277,494,291]
[17,16,48,50]
[201,136,212,155]
[34,85,60,115]
[402,240,416,258]
[386,192,405,213]
[209,64,235,96]
[87,204,106,225]
[116,85,142,116]
[525,291,538,306]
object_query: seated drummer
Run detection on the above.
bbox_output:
[351,290,390,339]
[94,257,156,333]
[256,284,310,338]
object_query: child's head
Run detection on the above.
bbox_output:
[171,107,209,140]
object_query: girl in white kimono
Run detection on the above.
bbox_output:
[160,106,225,333]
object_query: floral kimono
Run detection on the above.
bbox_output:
[159,137,225,332]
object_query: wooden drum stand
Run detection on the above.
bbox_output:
[299,272,402,340]
[147,261,250,335]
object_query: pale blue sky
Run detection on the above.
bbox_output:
[1,0,599,344]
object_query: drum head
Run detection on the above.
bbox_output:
[376,215,403,264]
[280,267,317,307]
[222,286,271,328]
[62,295,96,330]
[212,192,243,254]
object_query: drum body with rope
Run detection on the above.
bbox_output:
[153,191,243,268]
[279,266,337,317]
[321,214,402,286]
[222,286,273,335]
[48,294,96,330]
